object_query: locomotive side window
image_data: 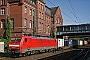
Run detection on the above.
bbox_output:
[25,38,27,42]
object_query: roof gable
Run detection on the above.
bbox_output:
[51,6,59,17]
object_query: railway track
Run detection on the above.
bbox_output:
[0,45,90,60]
[39,45,90,60]
[70,47,90,60]
[0,47,74,60]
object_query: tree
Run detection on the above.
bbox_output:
[3,15,12,40]
[50,29,55,38]
[71,38,83,40]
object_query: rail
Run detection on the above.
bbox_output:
[70,47,90,60]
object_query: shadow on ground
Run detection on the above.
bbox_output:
[38,50,81,60]
[0,53,10,58]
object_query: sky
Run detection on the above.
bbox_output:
[44,0,90,25]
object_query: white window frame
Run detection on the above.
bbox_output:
[32,10,34,16]
[24,6,27,13]
[1,0,5,5]
[30,20,32,28]
[1,8,5,15]
[24,18,27,27]
[39,12,41,18]
[30,9,32,16]
[57,18,60,24]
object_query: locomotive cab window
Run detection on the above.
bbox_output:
[11,38,21,42]
[25,38,27,42]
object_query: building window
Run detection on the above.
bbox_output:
[41,4,42,10]
[30,0,32,2]
[57,18,60,24]
[39,12,41,18]
[30,9,32,16]
[47,17,48,22]
[33,1,35,4]
[39,22,41,29]
[1,8,5,15]
[42,23,44,32]
[11,18,14,29]
[47,25,49,33]
[32,10,34,16]
[42,13,44,19]
[30,20,31,28]
[24,18,27,27]
[87,25,90,30]
[1,0,5,5]
[39,3,40,9]
[24,6,27,13]
[42,5,44,10]
[1,19,5,29]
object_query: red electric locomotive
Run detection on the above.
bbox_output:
[8,36,57,56]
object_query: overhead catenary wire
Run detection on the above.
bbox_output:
[61,11,78,23]
[47,0,56,6]
[67,0,81,23]
[47,0,79,24]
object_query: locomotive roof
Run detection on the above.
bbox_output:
[30,36,54,40]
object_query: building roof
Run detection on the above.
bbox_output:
[51,6,59,17]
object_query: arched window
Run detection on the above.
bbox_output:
[1,19,5,29]
[30,9,32,16]
[1,8,5,15]
[32,10,34,16]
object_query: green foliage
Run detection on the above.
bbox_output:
[1,15,12,53]
[71,38,83,40]
[0,38,8,48]
[88,38,90,44]
[50,29,55,38]
[3,15,12,40]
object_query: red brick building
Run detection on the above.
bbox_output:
[0,0,63,37]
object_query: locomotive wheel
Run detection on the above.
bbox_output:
[15,54,20,57]
[22,53,26,57]
[47,49,51,52]
[27,51,31,56]
[44,49,47,53]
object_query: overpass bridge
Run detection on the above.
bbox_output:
[56,24,90,39]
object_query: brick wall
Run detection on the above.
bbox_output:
[0,0,63,37]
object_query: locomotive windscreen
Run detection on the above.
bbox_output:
[10,38,21,42]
